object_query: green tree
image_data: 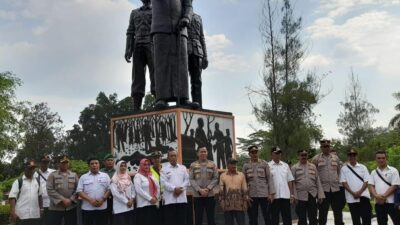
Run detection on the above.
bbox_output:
[389,92,400,129]
[143,93,156,111]
[337,71,379,148]
[0,72,24,157]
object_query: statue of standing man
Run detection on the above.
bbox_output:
[152,0,200,109]
[125,0,154,111]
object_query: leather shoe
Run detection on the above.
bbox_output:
[182,100,200,109]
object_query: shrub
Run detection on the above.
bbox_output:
[0,204,10,225]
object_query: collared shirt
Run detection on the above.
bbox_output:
[161,162,190,205]
[189,160,219,197]
[35,168,56,208]
[268,160,294,199]
[9,175,43,219]
[110,182,135,214]
[369,165,400,204]
[47,170,79,211]
[100,168,116,179]
[134,173,160,208]
[311,153,342,192]
[243,159,275,198]
[340,162,371,203]
[76,171,110,210]
[218,171,248,211]
[291,162,325,201]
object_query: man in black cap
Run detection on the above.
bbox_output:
[100,154,115,225]
[340,148,372,225]
[9,160,43,225]
[268,147,295,225]
[242,145,275,225]
[311,139,344,225]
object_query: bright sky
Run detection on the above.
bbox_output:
[1,0,400,142]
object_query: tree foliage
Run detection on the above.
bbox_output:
[389,92,400,129]
[337,71,379,148]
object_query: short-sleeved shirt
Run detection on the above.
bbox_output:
[291,162,325,201]
[268,160,294,199]
[340,163,371,203]
[369,166,400,204]
[76,171,111,210]
[311,153,342,192]
[243,160,275,198]
[9,175,43,219]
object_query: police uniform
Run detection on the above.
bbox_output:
[187,13,208,107]
[243,145,275,225]
[311,140,344,225]
[126,3,154,110]
[292,152,325,225]
[189,159,218,225]
[46,156,79,225]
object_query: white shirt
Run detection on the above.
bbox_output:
[35,168,55,208]
[369,165,400,204]
[268,160,294,199]
[9,175,43,220]
[110,182,135,214]
[161,163,190,205]
[340,163,371,203]
[76,171,110,210]
[134,173,160,208]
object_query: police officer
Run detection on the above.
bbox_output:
[125,0,154,111]
[100,154,115,225]
[189,146,219,225]
[46,156,79,225]
[242,145,275,225]
[187,5,208,108]
[292,150,325,225]
[311,139,344,225]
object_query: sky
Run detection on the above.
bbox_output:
[1,0,400,144]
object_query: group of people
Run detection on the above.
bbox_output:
[8,139,400,225]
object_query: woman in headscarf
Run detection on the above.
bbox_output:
[134,158,160,225]
[110,160,135,225]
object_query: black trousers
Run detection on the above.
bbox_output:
[247,197,270,225]
[296,194,318,225]
[224,210,245,225]
[164,203,187,225]
[113,210,133,225]
[194,197,215,225]
[375,203,400,225]
[106,198,113,225]
[271,198,291,225]
[82,209,108,225]
[46,208,77,225]
[136,205,159,225]
[347,197,371,225]
[131,44,155,97]
[16,218,41,225]
[318,191,344,225]
[188,54,203,106]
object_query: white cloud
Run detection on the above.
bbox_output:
[302,54,333,69]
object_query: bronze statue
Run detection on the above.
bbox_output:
[151,0,199,109]
[125,0,154,111]
[188,12,208,108]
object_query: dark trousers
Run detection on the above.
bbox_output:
[318,191,344,225]
[39,207,48,225]
[16,218,41,225]
[136,205,159,225]
[82,209,108,225]
[296,194,318,225]
[113,210,133,225]
[224,210,245,225]
[188,54,203,106]
[131,44,155,97]
[194,197,215,225]
[271,198,291,225]
[106,198,113,225]
[46,208,77,225]
[164,203,187,225]
[348,197,371,225]
[247,197,270,225]
[375,203,400,225]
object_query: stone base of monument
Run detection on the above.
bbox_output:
[111,107,236,170]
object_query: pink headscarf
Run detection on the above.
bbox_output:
[138,158,157,198]
[111,160,132,194]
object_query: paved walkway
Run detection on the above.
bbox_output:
[325,211,394,225]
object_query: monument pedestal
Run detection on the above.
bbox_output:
[111,107,236,170]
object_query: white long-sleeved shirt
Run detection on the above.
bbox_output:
[110,182,135,214]
[134,173,160,208]
[161,163,190,205]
